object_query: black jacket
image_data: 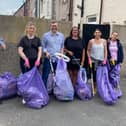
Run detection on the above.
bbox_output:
[107,39,124,64]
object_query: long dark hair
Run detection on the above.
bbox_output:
[70,26,81,39]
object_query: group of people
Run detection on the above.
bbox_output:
[1,21,124,97]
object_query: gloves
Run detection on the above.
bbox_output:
[24,58,30,68]
[88,57,92,68]
[35,60,40,66]
[102,59,107,65]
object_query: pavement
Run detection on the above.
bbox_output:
[0,79,126,126]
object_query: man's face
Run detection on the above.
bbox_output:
[50,23,58,33]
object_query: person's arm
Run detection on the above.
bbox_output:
[0,43,6,50]
[41,34,50,57]
[0,38,6,50]
[87,40,92,58]
[37,47,42,61]
[18,47,27,61]
[81,49,85,67]
[60,34,65,54]
[119,42,124,63]
[104,40,107,61]
[87,40,93,66]
[64,37,74,56]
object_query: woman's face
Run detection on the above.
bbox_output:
[27,25,36,36]
[94,30,102,39]
[111,32,118,41]
[72,27,79,37]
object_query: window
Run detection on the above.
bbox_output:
[87,15,97,24]
[88,17,96,22]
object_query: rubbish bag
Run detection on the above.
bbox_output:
[96,65,118,105]
[17,67,49,109]
[0,72,17,99]
[109,64,121,88]
[47,73,55,94]
[54,59,74,101]
[75,67,92,100]
[107,62,122,98]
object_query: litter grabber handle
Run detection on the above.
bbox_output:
[55,52,70,62]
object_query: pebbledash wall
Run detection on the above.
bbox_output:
[0,15,72,75]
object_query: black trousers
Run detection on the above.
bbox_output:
[20,58,37,73]
[90,61,102,83]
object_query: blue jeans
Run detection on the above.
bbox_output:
[42,57,57,87]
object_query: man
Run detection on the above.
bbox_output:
[41,21,64,86]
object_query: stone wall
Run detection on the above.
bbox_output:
[0,15,72,75]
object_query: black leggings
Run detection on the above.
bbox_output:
[20,58,37,73]
[91,61,102,83]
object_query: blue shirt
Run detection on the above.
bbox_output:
[41,31,64,56]
[0,37,4,45]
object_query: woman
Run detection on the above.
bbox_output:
[107,32,124,88]
[107,32,124,65]
[87,29,107,95]
[18,22,42,73]
[64,26,85,86]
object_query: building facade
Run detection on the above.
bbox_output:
[80,0,126,25]
[14,0,71,21]
[72,0,82,26]
[14,0,31,17]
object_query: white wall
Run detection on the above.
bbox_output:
[39,0,52,19]
[82,0,126,25]
[102,0,126,25]
[72,0,82,26]
[83,0,101,24]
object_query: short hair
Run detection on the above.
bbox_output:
[50,20,58,24]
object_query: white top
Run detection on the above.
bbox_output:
[91,39,104,61]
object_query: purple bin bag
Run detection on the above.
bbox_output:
[96,66,118,105]
[17,67,49,109]
[47,73,55,94]
[0,72,17,99]
[107,62,122,98]
[75,67,92,100]
[109,64,121,87]
[54,59,74,101]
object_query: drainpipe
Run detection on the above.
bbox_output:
[81,0,84,18]
[69,0,73,21]
[35,0,38,17]
[39,0,41,18]
[52,0,56,19]
[99,0,103,24]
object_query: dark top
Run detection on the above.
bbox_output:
[107,39,124,64]
[18,36,41,59]
[64,37,84,62]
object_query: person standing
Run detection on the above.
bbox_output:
[0,37,6,50]
[87,29,107,94]
[41,21,64,86]
[18,22,42,73]
[107,31,124,66]
[64,26,85,86]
